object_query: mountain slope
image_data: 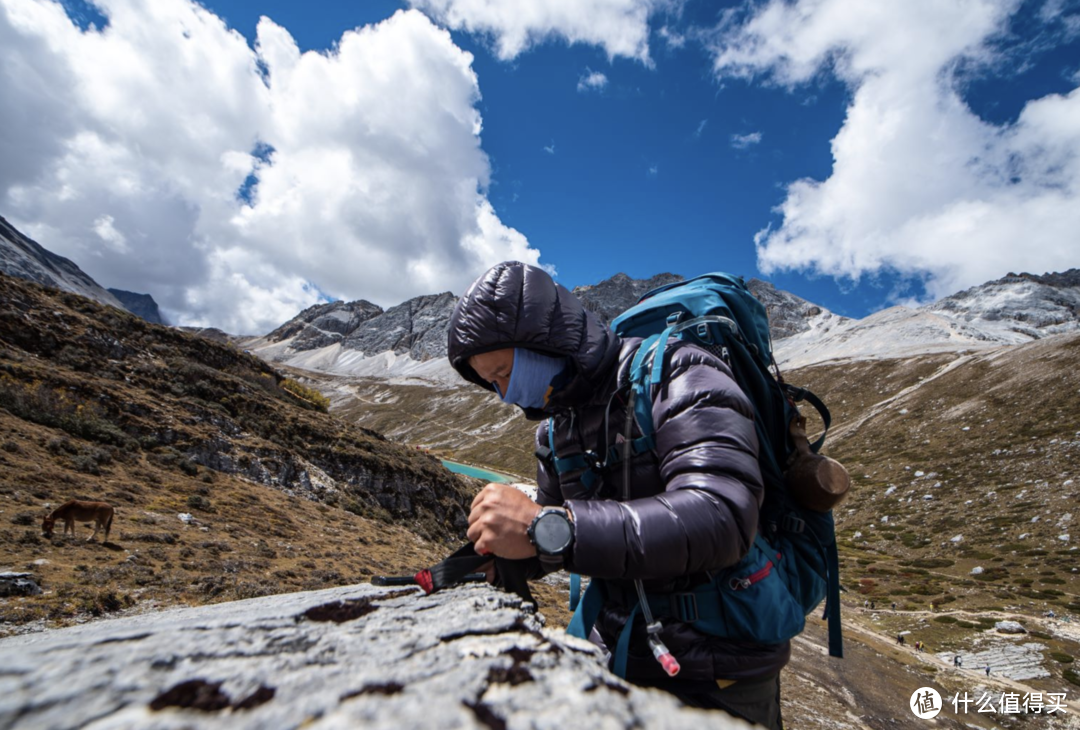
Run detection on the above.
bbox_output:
[0,272,473,633]
[927,270,1080,342]
[107,288,165,325]
[785,333,1080,693]
[776,269,1080,369]
[0,214,125,311]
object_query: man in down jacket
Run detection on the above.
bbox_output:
[447,261,786,728]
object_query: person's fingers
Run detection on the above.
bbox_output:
[474,535,489,556]
[471,483,500,510]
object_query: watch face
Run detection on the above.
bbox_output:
[535,511,573,554]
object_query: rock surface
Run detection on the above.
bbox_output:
[571,272,684,325]
[0,583,748,729]
[342,292,458,361]
[0,572,41,597]
[267,300,384,350]
[746,278,847,341]
[995,620,1028,635]
[937,642,1050,682]
[927,270,1080,341]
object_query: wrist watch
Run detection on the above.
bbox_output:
[527,507,574,557]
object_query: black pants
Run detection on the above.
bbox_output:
[669,674,783,729]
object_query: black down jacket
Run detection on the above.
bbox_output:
[448,261,790,684]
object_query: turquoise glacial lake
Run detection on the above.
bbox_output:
[441,460,516,484]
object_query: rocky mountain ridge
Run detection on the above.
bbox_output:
[0,214,164,325]
[255,267,1080,382]
[927,269,1080,342]
[570,271,684,324]
[108,288,166,325]
[249,271,838,380]
[0,214,125,312]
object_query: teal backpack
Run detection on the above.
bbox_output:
[563,272,844,675]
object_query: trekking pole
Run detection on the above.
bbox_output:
[372,573,485,587]
[372,542,534,604]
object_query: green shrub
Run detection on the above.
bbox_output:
[186,495,212,511]
[281,379,330,412]
[934,615,957,624]
[972,567,1008,582]
[1065,668,1080,688]
[911,558,955,569]
[1050,652,1074,664]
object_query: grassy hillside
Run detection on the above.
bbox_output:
[0,273,474,634]
[315,373,539,478]
[788,335,1080,694]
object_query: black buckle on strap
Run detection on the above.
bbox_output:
[671,592,699,623]
[784,384,808,402]
[783,513,806,534]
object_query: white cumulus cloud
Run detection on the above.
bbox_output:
[407,0,675,63]
[577,69,609,92]
[731,131,762,149]
[709,0,1080,301]
[0,1,540,333]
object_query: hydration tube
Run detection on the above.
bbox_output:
[624,387,680,678]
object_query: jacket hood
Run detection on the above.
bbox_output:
[447,261,622,417]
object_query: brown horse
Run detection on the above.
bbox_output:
[42,500,114,543]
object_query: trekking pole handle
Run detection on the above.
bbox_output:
[371,573,487,587]
[371,576,418,586]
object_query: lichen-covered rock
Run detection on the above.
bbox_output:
[0,583,748,729]
[0,572,41,597]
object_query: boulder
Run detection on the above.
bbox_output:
[995,621,1027,634]
[0,583,749,729]
[0,572,41,597]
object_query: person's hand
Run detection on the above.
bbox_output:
[467,483,542,560]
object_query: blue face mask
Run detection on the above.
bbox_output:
[495,348,567,409]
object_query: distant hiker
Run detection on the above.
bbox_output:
[954,655,962,668]
[42,500,113,542]
[930,602,935,612]
[897,634,905,646]
[892,601,897,611]
[864,600,870,609]
[870,601,876,610]
[985,665,991,677]
[447,263,807,730]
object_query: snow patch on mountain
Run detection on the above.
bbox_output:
[775,270,1080,369]
[250,339,462,386]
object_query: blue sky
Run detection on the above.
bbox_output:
[2,0,1078,331]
